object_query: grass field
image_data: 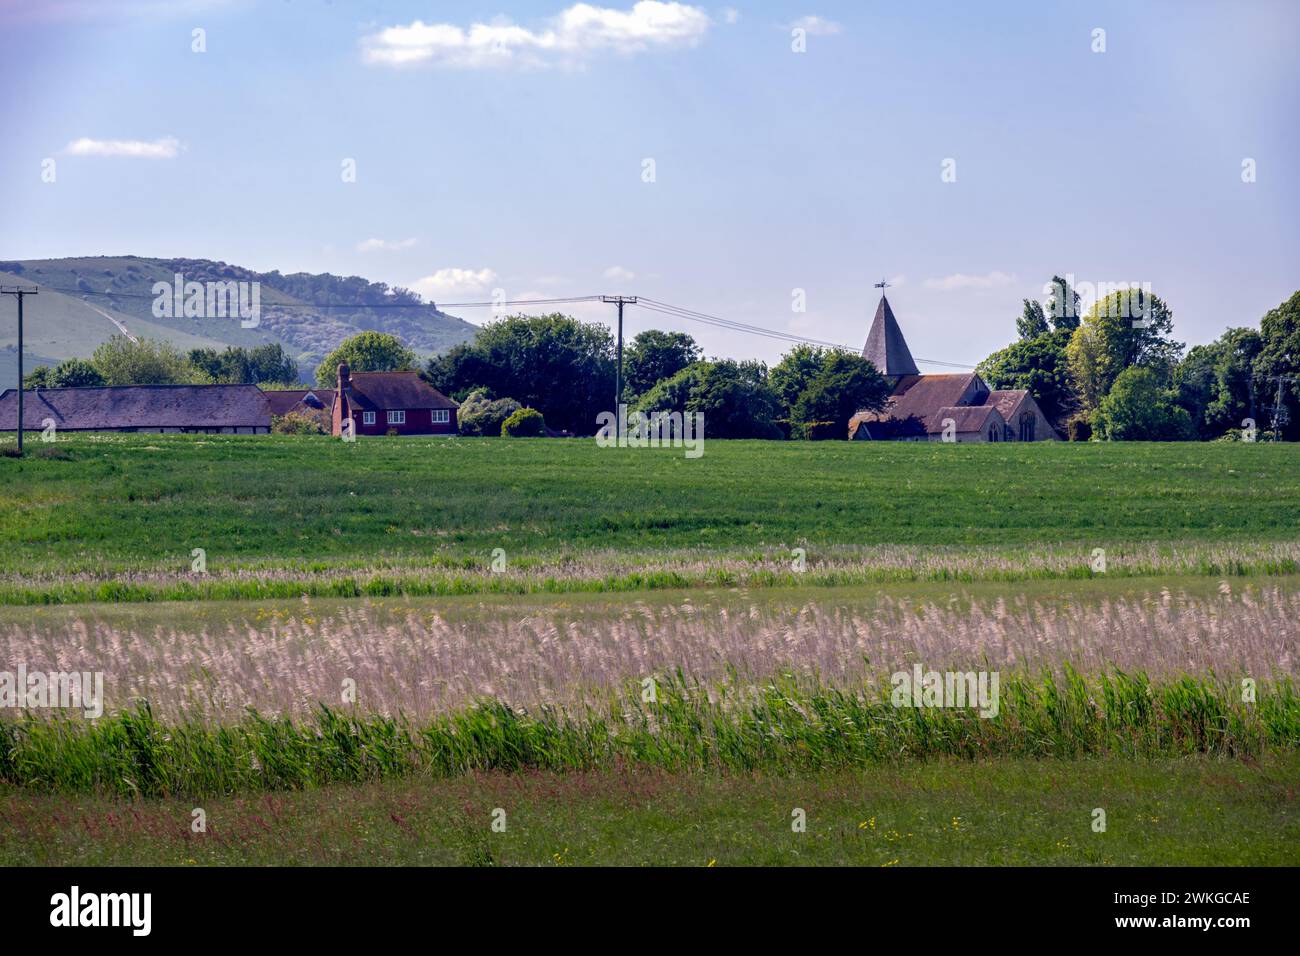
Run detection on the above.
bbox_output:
[1,434,1299,603]
[1,434,1297,866]
[3,756,1295,866]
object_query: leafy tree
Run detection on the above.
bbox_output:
[457,389,522,437]
[1093,366,1195,440]
[23,358,105,389]
[1044,275,1082,332]
[769,344,830,421]
[1066,288,1183,414]
[977,329,1076,426]
[623,330,700,399]
[191,344,298,385]
[316,332,417,387]
[424,314,615,435]
[632,363,706,416]
[1174,328,1263,439]
[92,336,200,386]
[501,407,545,437]
[1016,298,1049,339]
[638,360,781,439]
[789,352,891,439]
[1254,290,1300,439]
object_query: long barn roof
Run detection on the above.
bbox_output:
[0,384,271,430]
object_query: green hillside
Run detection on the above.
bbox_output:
[0,256,478,386]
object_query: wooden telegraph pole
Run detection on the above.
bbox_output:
[0,286,38,455]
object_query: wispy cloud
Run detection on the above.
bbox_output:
[64,136,182,159]
[721,7,739,24]
[603,265,636,282]
[924,271,1017,292]
[361,1,712,70]
[785,15,842,36]
[356,238,418,253]
[411,267,499,300]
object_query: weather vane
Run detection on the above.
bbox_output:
[874,278,890,291]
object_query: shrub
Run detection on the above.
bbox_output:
[501,407,545,437]
[457,390,522,437]
[1066,415,1092,442]
[272,412,326,435]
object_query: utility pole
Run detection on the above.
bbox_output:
[0,286,38,456]
[601,295,637,439]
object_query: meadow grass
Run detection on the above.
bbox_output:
[2,433,1300,603]
[4,755,1297,866]
[2,670,1295,798]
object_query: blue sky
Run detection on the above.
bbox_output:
[2,0,1297,368]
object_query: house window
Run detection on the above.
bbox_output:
[431,409,450,424]
[362,411,376,425]
[387,410,406,425]
[988,427,998,442]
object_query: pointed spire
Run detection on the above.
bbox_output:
[862,295,919,377]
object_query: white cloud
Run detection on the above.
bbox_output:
[603,265,636,282]
[64,136,182,159]
[410,267,499,300]
[356,238,418,253]
[786,15,841,36]
[924,271,1017,292]
[361,1,712,70]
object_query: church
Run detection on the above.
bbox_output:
[849,295,1059,442]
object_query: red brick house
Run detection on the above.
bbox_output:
[330,364,458,436]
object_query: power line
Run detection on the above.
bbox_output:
[23,282,979,369]
[21,284,604,310]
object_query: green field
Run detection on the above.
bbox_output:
[1,434,1298,603]
[2,434,1297,866]
[3,756,1295,866]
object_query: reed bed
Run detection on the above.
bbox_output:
[3,584,1296,721]
[1,670,1295,798]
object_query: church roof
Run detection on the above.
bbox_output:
[861,295,920,377]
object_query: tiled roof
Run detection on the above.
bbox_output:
[344,371,457,411]
[0,384,271,431]
[854,373,981,431]
[861,295,920,377]
[985,389,1028,423]
[263,388,334,416]
[927,404,1003,434]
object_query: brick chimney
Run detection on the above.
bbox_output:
[337,363,351,424]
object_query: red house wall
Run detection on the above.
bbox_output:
[348,408,457,436]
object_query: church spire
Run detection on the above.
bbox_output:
[862,292,919,377]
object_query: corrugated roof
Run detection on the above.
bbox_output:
[0,384,271,431]
[861,295,920,377]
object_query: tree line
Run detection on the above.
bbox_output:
[978,279,1300,440]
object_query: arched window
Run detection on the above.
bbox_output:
[1020,412,1035,442]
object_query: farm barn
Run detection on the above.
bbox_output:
[0,383,271,433]
[849,295,1059,442]
[331,364,459,437]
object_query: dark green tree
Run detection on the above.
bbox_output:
[423,314,615,435]
[977,329,1076,426]
[623,330,700,399]
[789,352,892,439]
[1093,366,1195,440]
[1174,328,1263,439]
[1254,290,1300,439]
